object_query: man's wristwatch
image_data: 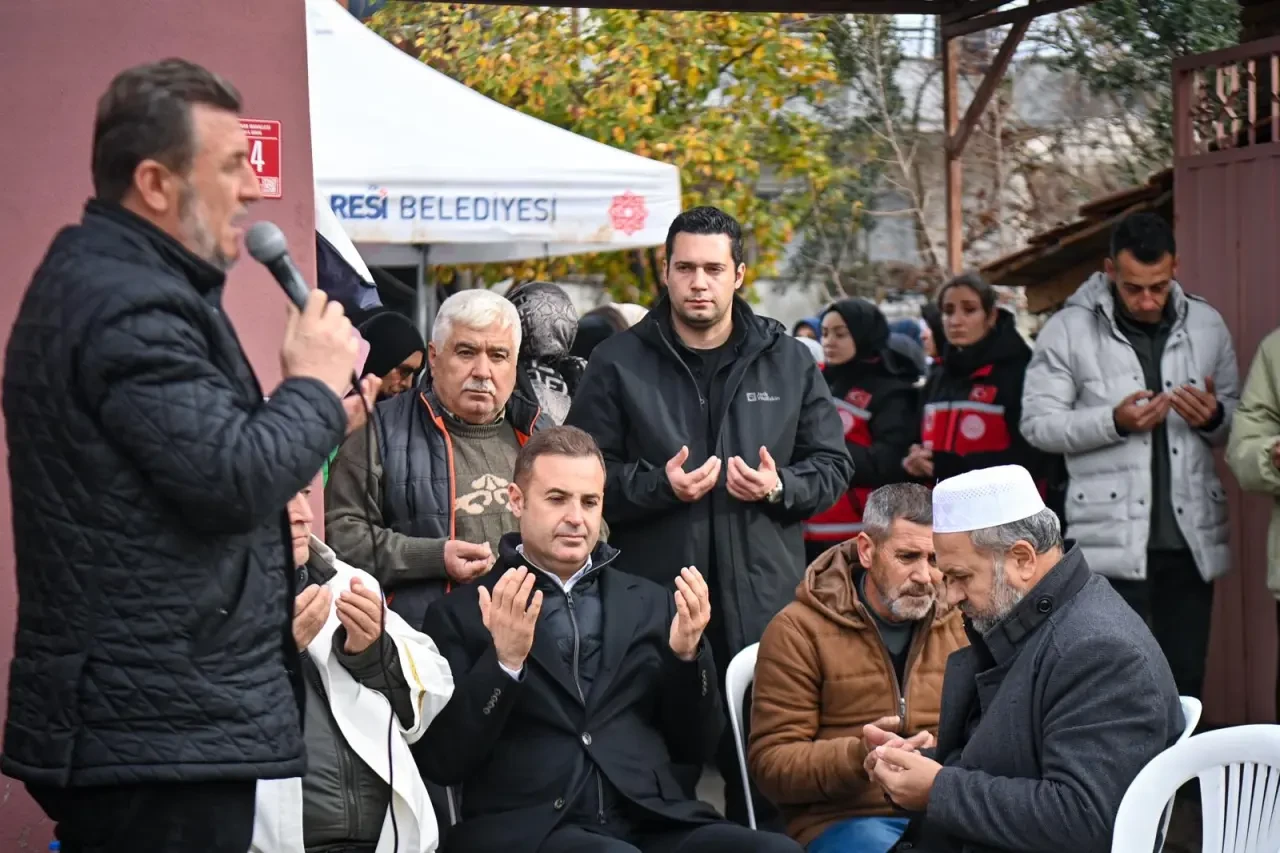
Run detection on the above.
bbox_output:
[765,478,784,504]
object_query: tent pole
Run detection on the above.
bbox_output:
[415,244,436,339]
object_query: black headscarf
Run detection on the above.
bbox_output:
[822,298,918,395]
[358,311,426,380]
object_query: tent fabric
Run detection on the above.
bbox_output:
[306,0,682,264]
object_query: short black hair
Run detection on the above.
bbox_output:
[1110,213,1176,265]
[513,425,605,488]
[937,272,997,315]
[93,58,242,203]
[665,206,745,268]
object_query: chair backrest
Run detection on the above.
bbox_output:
[1179,696,1203,741]
[726,642,760,830]
[1151,696,1204,847]
[1112,724,1280,853]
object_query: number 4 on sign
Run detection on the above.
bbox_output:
[250,140,265,174]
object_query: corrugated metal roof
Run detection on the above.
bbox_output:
[981,170,1173,311]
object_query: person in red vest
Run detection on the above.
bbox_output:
[804,298,920,564]
[903,274,1048,487]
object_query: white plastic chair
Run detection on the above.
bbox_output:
[1148,697,1204,846]
[1112,724,1280,853]
[726,642,760,830]
[1179,696,1203,740]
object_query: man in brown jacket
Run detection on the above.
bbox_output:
[749,484,967,853]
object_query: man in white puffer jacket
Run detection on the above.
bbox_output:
[1021,213,1239,701]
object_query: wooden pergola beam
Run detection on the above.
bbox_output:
[943,0,1095,38]
[940,0,1012,25]
[947,18,1029,157]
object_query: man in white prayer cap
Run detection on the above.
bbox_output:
[866,465,1182,853]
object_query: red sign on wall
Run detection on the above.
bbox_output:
[239,119,282,199]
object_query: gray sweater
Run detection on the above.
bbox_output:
[895,547,1183,853]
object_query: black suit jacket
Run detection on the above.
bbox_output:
[415,554,725,853]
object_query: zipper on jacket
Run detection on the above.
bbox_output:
[565,592,606,824]
[305,658,362,839]
[565,592,586,703]
[655,326,707,410]
[862,603,931,732]
[896,612,933,730]
[870,628,906,727]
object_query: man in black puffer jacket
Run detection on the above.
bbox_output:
[2,60,363,853]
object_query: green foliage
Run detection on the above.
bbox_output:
[786,16,906,299]
[1041,0,1240,179]
[368,5,840,302]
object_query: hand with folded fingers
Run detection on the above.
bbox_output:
[862,716,935,777]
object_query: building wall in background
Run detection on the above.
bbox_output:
[0,0,315,842]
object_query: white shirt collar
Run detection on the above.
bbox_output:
[516,544,593,593]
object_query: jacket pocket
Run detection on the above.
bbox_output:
[191,558,256,659]
[1203,482,1229,528]
[1067,478,1129,527]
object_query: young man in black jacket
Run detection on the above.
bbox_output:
[565,207,853,824]
[2,60,370,852]
[416,426,801,853]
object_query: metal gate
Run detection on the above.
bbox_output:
[1174,35,1280,724]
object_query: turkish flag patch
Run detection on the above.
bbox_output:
[847,389,873,409]
[970,384,997,403]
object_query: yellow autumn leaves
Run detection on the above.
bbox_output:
[370,6,841,300]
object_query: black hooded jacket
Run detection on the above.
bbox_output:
[565,294,853,652]
[918,309,1047,484]
[508,282,587,425]
[805,300,919,543]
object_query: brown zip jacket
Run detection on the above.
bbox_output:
[748,540,967,846]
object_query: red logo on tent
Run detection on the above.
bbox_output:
[609,192,648,236]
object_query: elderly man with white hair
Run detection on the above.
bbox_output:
[867,465,1182,853]
[326,289,553,631]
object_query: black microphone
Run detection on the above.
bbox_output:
[246,221,310,310]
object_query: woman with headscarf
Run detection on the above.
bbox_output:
[358,311,427,400]
[903,273,1049,487]
[320,310,427,486]
[570,302,648,361]
[802,298,921,564]
[792,316,822,342]
[507,281,587,425]
[888,317,928,377]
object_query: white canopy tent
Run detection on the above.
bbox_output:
[306,0,681,276]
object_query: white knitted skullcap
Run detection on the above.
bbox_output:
[932,465,1045,534]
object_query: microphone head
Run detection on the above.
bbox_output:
[245,221,289,265]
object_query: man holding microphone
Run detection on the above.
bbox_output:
[2,59,371,853]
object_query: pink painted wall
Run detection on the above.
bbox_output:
[0,0,315,844]
[1173,38,1280,727]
